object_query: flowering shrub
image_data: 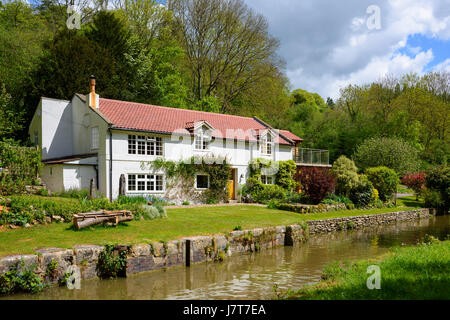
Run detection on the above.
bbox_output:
[401,171,426,200]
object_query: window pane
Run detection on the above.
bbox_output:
[196,175,209,189]
[128,135,136,154]
[156,175,163,191]
[128,174,136,191]
[137,136,146,155]
[91,127,99,150]
[155,138,162,155]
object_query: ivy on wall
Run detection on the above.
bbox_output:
[144,155,231,204]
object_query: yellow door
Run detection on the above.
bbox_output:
[227,180,234,200]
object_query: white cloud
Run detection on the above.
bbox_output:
[433,58,450,72]
[245,0,450,99]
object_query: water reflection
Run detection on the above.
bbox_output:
[4,215,449,300]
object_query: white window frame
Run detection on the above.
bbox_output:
[128,134,163,156]
[261,175,274,185]
[91,127,99,150]
[194,130,210,151]
[260,133,273,155]
[195,174,210,190]
[127,174,164,193]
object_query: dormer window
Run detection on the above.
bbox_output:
[191,121,214,151]
[261,132,273,155]
[195,131,210,150]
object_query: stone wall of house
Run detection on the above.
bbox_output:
[0,208,430,287]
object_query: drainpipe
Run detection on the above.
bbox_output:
[109,127,113,202]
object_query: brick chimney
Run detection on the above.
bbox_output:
[87,75,99,109]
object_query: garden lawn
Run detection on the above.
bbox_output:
[278,240,450,300]
[0,200,423,257]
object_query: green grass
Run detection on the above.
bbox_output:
[278,240,450,300]
[0,200,423,257]
[397,185,415,194]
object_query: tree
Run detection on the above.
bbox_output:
[353,137,420,176]
[169,0,282,112]
[0,84,24,140]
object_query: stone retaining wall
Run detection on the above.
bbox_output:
[0,208,430,286]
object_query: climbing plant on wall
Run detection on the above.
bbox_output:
[145,155,231,204]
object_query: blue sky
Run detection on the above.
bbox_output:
[398,34,449,72]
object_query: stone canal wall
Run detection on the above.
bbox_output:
[0,208,431,284]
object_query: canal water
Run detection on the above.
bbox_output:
[4,215,449,300]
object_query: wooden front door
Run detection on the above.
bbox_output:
[227,169,236,200]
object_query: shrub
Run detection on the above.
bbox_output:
[116,195,148,205]
[286,192,308,204]
[423,189,445,211]
[297,167,335,204]
[0,260,44,295]
[321,194,352,206]
[96,245,127,279]
[275,160,297,191]
[424,166,449,211]
[353,137,420,176]
[349,176,374,207]
[365,167,399,202]
[330,156,360,196]
[401,171,426,200]
[252,184,287,203]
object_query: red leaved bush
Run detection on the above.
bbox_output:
[297,167,335,204]
[401,171,426,199]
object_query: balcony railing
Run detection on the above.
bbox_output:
[294,148,330,166]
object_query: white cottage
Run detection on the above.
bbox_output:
[28,76,304,202]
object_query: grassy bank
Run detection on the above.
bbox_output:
[278,240,450,300]
[0,199,423,257]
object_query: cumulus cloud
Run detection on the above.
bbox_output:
[245,0,450,99]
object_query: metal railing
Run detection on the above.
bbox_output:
[294,148,330,165]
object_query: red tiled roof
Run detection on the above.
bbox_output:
[98,98,301,145]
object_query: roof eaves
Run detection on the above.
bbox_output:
[252,116,295,145]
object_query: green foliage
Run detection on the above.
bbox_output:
[97,245,128,279]
[148,155,231,204]
[348,176,374,207]
[279,240,450,300]
[0,195,146,226]
[0,141,42,194]
[285,192,308,204]
[365,167,399,202]
[0,260,44,295]
[424,166,450,211]
[330,156,360,196]
[233,225,243,231]
[353,137,420,176]
[0,85,24,139]
[275,160,297,191]
[321,194,352,206]
[252,184,287,204]
[117,195,149,205]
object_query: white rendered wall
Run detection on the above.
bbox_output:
[40,165,64,192]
